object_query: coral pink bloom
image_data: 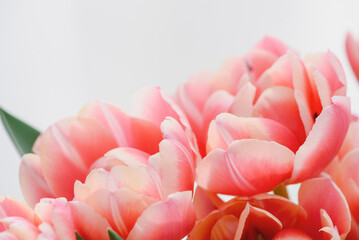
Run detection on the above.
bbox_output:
[74,116,198,239]
[176,37,351,196]
[0,196,110,240]
[190,177,350,240]
[346,32,359,82]
[197,94,350,196]
[326,117,359,239]
[20,87,197,207]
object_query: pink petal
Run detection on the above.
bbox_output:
[202,91,234,138]
[256,55,293,94]
[0,217,40,239]
[234,203,282,239]
[193,187,223,220]
[127,191,196,240]
[19,154,55,208]
[254,36,289,57]
[211,215,238,240]
[253,86,307,144]
[69,201,110,240]
[74,169,156,239]
[207,113,300,153]
[229,80,256,117]
[298,177,351,239]
[40,117,118,200]
[244,49,278,81]
[151,118,196,197]
[132,87,189,128]
[0,196,38,226]
[197,139,294,196]
[346,32,359,82]
[273,228,313,240]
[79,101,162,155]
[103,147,150,167]
[338,118,359,159]
[290,96,351,183]
[249,194,307,229]
[288,50,315,134]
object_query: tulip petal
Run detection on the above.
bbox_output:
[79,101,162,155]
[234,203,282,239]
[230,81,256,117]
[0,217,40,239]
[298,177,351,239]
[104,147,150,167]
[207,113,300,153]
[211,215,238,240]
[291,96,351,183]
[253,86,306,143]
[19,154,55,208]
[40,117,118,200]
[197,139,294,196]
[338,118,359,159]
[346,32,359,82]
[151,118,197,197]
[193,187,223,220]
[127,191,196,240]
[254,36,289,57]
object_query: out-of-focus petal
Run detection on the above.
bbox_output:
[234,203,282,239]
[40,117,118,200]
[0,196,39,231]
[207,113,300,153]
[79,101,162,155]
[197,139,294,196]
[298,177,351,239]
[253,86,306,143]
[19,154,55,208]
[127,191,196,240]
[346,32,359,82]
[254,36,289,57]
[273,228,313,240]
[338,118,359,159]
[0,217,40,239]
[291,96,351,183]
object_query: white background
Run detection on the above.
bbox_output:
[1,0,359,201]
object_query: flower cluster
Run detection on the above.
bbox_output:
[1,35,359,239]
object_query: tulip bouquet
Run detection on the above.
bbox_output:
[1,35,359,240]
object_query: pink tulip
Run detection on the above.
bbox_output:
[326,117,359,239]
[175,36,351,196]
[189,177,350,240]
[74,115,198,239]
[346,32,359,82]
[0,196,110,240]
[20,87,198,207]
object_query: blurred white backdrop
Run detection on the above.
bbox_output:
[1,0,359,201]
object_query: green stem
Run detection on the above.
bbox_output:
[273,184,289,199]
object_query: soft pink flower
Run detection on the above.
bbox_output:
[74,115,198,239]
[175,37,351,196]
[189,177,350,240]
[20,87,199,207]
[0,196,110,240]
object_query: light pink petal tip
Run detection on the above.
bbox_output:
[127,191,196,240]
[254,36,289,57]
[291,96,351,183]
[197,139,294,196]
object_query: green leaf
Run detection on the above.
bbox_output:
[0,107,40,156]
[108,229,123,240]
[75,232,85,240]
